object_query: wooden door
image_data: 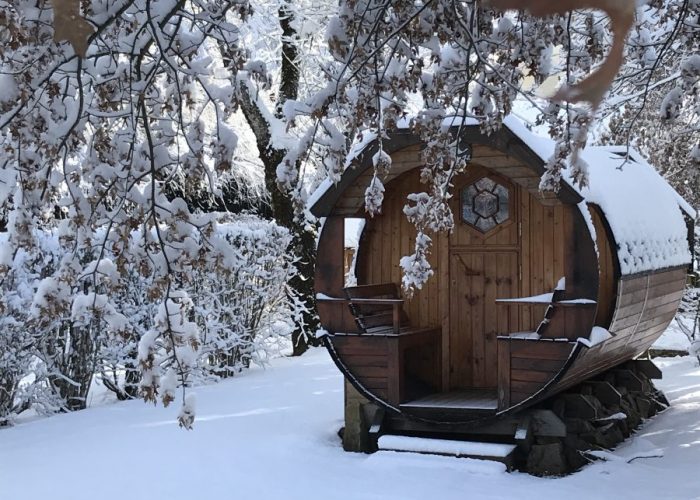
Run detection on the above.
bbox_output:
[449,251,519,389]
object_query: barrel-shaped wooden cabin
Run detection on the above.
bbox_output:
[311,117,694,435]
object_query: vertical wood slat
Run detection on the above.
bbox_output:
[354,152,571,397]
[589,204,618,328]
[440,226,451,391]
[497,339,511,410]
[543,207,555,293]
[387,339,401,405]
[315,216,357,333]
[520,187,532,329]
[531,199,544,299]
[472,252,486,387]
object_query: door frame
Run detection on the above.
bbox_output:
[445,167,522,390]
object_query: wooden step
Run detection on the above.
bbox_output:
[400,389,498,421]
[377,435,516,469]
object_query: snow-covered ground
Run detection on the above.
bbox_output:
[653,319,691,352]
[2,349,700,500]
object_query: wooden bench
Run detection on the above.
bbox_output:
[344,283,409,335]
[332,282,442,403]
[495,281,597,341]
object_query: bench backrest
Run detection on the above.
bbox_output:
[344,283,408,333]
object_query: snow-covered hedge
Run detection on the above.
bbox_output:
[0,216,297,425]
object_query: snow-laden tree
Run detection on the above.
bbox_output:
[599,0,699,206]
[1,0,697,427]
[282,0,698,295]
[0,0,332,426]
[283,2,599,295]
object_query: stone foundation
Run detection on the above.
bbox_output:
[521,360,668,476]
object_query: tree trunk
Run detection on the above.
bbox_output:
[233,2,320,356]
[261,148,319,356]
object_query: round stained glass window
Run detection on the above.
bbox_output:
[461,177,510,233]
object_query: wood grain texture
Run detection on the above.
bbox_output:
[548,266,686,396]
[319,139,688,420]
[356,153,569,395]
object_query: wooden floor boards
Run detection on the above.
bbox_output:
[401,389,498,411]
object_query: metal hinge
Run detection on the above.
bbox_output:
[519,264,522,282]
[518,221,522,237]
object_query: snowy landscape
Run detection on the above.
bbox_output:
[2,344,700,500]
[1,1,699,499]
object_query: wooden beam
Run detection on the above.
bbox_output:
[315,216,357,333]
[497,340,511,410]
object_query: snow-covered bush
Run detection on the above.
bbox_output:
[0,216,297,425]
[194,217,296,380]
[0,231,69,423]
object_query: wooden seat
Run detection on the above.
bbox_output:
[344,283,410,335]
[496,280,597,341]
[336,283,442,404]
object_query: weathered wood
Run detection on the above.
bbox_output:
[319,126,689,432]
[315,216,358,333]
[351,365,389,378]
[511,379,547,396]
[589,205,619,328]
[509,340,575,360]
[497,339,511,410]
[511,357,568,372]
[511,369,552,383]
[341,354,389,368]
[344,283,407,334]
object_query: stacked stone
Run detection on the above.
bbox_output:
[525,361,668,476]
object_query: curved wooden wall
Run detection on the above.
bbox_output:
[314,141,689,423]
[547,266,686,395]
[355,155,571,392]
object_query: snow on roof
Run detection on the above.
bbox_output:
[575,147,692,274]
[505,115,692,275]
[309,115,694,276]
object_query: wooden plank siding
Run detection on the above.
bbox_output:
[590,205,618,328]
[548,266,686,396]
[333,336,390,401]
[321,141,688,418]
[354,151,569,393]
[504,339,575,406]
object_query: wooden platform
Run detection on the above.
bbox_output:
[400,389,498,420]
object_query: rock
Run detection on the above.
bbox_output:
[552,398,566,418]
[564,418,595,434]
[563,434,590,471]
[615,418,630,438]
[527,443,569,476]
[597,424,624,449]
[635,396,653,419]
[562,394,598,419]
[620,398,641,429]
[580,422,623,449]
[535,436,561,445]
